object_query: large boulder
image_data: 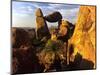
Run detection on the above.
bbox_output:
[69,6,96,68]
[44,11,62,22]
[35,8,50,40]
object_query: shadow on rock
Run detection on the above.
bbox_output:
[68,53,94,70]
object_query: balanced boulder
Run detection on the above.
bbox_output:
[44,11,62,22]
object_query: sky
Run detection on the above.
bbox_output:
[12,1,80,28]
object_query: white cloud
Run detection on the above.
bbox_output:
[48,3,79,10]
[48,4,65,9]
[33,3,41,8]
[57,7,79,23]
[12,1,80,27]
[13,12,30,17]
[27,6,33,11]
[19,6,33,13]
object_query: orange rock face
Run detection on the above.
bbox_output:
[69,6,96,68]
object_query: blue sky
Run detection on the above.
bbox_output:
[12,1,80,28]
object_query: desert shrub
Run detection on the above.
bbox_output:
[44,39,64,52]
[37,39,65,71]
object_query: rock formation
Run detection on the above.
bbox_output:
[44,11,62,22]
[44,11,62,29]
[59,20,69,36]
[12,6,96,74]
[12,28,31,48]
[69,6,96,68]
[25,28,36,40]
[35,8,50,40]
[12,28,16,46]
[57,20,69,42]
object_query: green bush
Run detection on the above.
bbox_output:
[44,39,64,52]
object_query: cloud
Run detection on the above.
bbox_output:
[19,6,33,12]
[12,1,80,27]
[13,12,30,17]
[33,3,79,19]
[12,1,35,15]
[48,4,66,9]
[48,3,79,10]
[57,7,79,23]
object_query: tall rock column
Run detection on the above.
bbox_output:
[35,8,50,40]
[69,6,96,68]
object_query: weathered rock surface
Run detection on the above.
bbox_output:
[35,8,50,40]
[12,28,31,48]
[12,28,16,46]
[69,6,96,68]
[44,11,62,22]
[12,27,37,48]
[12,27,43,74]
[58,20,74,42]
[59,20,69,36]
